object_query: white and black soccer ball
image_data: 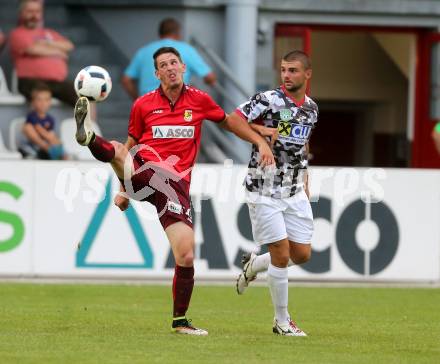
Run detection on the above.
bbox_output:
[74,65,112,102]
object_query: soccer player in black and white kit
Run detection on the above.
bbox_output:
[231,51,318,336]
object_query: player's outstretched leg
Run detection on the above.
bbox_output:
[74,97,95,146]
[74,97,116,163]
[236,252,299,294]
[236,252,272,294]
[236,252,257,294]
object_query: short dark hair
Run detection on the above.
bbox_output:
[158,18,180,37]
[282,50,312,70]
[153,47,183,70]
[31,82,51,98]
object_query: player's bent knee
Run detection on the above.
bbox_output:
[292,249,311,265]
[176,250,194,267]
[174,237,195,266]
[271,254,290,267]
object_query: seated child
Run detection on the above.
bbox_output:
[20,82,65,160]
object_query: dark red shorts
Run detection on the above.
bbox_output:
[119,156,193,230]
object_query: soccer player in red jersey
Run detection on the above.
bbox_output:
[74,46,274,335]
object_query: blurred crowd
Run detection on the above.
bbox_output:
[1,0,74,160]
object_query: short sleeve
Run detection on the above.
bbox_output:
[46,115,55,131]
[202,93,225,123]
[127,99,144,140]
[25,112,38,125]
[124,49,143,80]
[186,45,211,78]
[314,103,319,126]
[237,92,270,123]
[307,98,319,129]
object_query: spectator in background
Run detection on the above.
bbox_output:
[9,0,77,106]
[432,122,440,155]
[121,18,216,100]
[20,82,65,160]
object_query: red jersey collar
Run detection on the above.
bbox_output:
[281,85,306,107]
[158,84,187,96]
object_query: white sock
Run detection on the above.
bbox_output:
[251,253,294,274]
[251,253,271,274]
[267,263,289,325]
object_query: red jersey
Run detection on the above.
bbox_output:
[128,85,226,182]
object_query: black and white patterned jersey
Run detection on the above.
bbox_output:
[237,85,318,198]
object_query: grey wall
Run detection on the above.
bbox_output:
[87,8,224,68]
[87,6,224,94]
[83,1,440,96]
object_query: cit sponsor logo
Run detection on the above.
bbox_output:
[278,122,311,144]
[184,110,193,122]
[278,121,291,137]
[153,126,195,139]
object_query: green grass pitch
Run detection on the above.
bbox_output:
[0,283,439,363]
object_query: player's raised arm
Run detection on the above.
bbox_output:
[221,112,275,167]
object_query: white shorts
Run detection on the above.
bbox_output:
[246,190,313,246]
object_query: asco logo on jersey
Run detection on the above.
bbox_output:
[153,126,195,139]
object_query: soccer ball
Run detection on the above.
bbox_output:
[74,65,112,102]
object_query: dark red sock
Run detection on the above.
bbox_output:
[88,135,115,162]
[172,265,194,317]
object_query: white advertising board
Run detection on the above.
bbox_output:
[0,161,439,282]
[0,162,34,275]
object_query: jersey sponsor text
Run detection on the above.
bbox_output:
[152,126,195,139]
